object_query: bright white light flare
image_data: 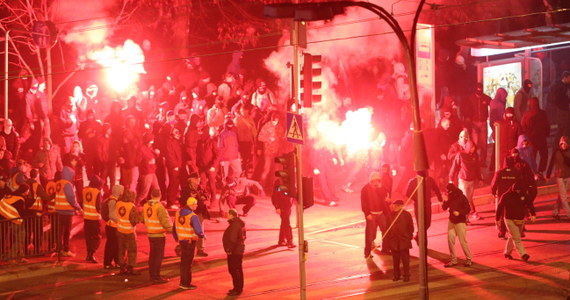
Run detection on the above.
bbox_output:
[87,40,146,94]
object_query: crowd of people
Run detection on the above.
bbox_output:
[360,69,570,281]
[0,56,301,294]
[1,48,570,288]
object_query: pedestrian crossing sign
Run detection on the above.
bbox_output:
[286,112,303,144]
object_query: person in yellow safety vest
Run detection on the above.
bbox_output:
[8,159,28,192]
[116,189,140,276]
[143,189,172,284]
[103,184,123,269]
[54,165,83,258]
[82,175,103,264]
[0,184,31,262]
[174,197,205,290]
[45,179,57,213]
[26,169,50,256]
[27,169,49,215]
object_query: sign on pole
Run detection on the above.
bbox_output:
[286,112,303,144]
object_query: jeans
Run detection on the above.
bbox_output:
[221,158,243,185]
[227,254,244,292]
[104,225,118,266]
[117,232,137,267]
[554,177,570,217]
[148,237,165,280]
[180,241,197,286]
[56,214,72,252]
[120,166,139,193]
[364,213,388,256]
[447,221,472,263]
[84,219,101,257]
[136,173,159,205]
[227,195,256,215]
[392,249,410,278]
[278,207,293,244]
[167,168,180,207]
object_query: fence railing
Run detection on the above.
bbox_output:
[0,213,58,262]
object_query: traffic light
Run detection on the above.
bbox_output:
[301,53,322,108]
[302,176,314,209]
[275,151,296,196]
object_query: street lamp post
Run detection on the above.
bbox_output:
[264,1,430,299]
[2,30,9,120]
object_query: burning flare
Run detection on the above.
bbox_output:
[87,39,146,94]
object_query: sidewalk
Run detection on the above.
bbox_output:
[0,182,562,284]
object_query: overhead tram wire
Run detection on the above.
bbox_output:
[3,8,568,82]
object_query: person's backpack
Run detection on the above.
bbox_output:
[101,200,110,222]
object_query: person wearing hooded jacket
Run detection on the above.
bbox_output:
[513,79,533,121]
[496,182,536,261]
[516,135,537,175]
[546,136,570,219]
[82,175,103,263]
[54,165,83,257]
[361,171,391,258]
[116,189,140,275]
[218,118,242,186]
[442,183,473,267]
[491,156,519,239]
[521,97,550,178]
[223,208,246,296]
[492,106,522,172]
[449,140,483,221]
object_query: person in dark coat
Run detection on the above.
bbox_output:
[521,97,550,179]
[165,127,183,208]
[491,156,519,239]
[496,182,536,261]
[405,171,443,241]
[180,172,210,257]
[449,140,483,221]
[361,171,391,258]
[271,178,295,248]
[380,164,394,198]
[442,183,472,267]
[195,129,219,214]
[385,200,414,282]
[492,107,522,172]
[223,208,246,296]
[432,118,456,190]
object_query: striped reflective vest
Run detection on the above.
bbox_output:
[54,179,74,211]
[8,172,21,191]
[82,187,100,220]
[116,201,135,234]
[46,181,56,213]
[175,210,198,241]
[0,195,24,224]
[143,202,166,234]
[29,182,43,213]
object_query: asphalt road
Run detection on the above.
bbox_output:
[1,188,569,299]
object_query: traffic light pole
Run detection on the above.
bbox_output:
[291,15,307,300]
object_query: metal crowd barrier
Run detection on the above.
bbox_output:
[0,213,58,262]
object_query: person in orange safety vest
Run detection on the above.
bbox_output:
[82,175,103,263]
[143,189,172,284]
